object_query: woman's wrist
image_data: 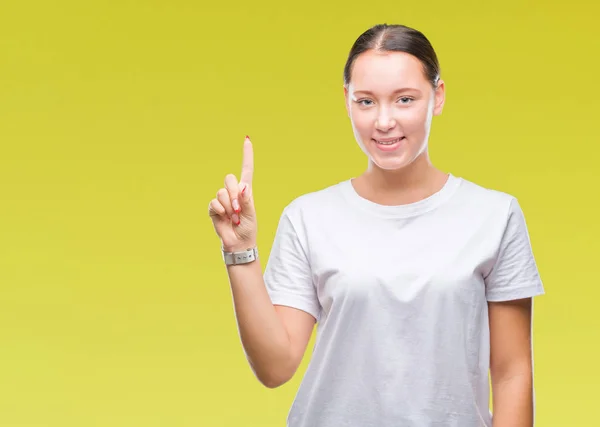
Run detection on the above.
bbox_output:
[222,241,257,253]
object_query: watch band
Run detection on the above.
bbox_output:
[222,246,258,266]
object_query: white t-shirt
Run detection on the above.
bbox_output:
[263,173,545,427]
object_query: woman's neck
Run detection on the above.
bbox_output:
[352,154,449,206]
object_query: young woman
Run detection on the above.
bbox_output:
[208,23,544,427]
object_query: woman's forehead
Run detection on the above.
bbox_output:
[351,51,428,91]
[350,50,429,92]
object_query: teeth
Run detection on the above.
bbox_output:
[377,138,401,145]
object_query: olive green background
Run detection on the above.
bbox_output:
[1,1,598,425]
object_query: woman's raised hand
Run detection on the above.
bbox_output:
[208,136,257,252]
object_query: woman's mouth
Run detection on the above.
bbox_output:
[373,137,405,151]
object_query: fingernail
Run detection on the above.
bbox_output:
[232,199,240,212]
[245,135,250,140]
[231,213,240,225]
[241,185,247,197]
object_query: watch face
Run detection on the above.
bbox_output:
[223,247,258,265]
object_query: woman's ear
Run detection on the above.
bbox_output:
[433,79,446,116]
[343,85,351,117]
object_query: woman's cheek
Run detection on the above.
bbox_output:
[352,111,372,133]
[400,106,427,130]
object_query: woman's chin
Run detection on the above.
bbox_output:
[369,154,411,171]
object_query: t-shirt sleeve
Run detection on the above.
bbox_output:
[484,197,545,302]
[263,206,321,322]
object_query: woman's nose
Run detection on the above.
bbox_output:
[375,114,396,131]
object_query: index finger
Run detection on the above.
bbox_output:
[240,136,254,185]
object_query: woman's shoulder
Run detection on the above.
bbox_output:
[453,176,528,225]
[280,179,351,216]
[455,175,518,205]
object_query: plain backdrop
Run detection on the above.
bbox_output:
[1,1,598,426]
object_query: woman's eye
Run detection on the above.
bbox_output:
[355,97,412,106]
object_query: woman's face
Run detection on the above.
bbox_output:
[344,50,445,171]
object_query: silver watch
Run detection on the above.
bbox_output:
[222,246,258,266]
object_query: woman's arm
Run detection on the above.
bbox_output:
[489,297,536,426]
[227,260,316,388]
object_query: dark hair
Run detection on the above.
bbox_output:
[343,24,441,88]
